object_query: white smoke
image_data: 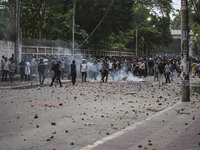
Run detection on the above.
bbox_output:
[89,68,144,82]
[58,46,144,83]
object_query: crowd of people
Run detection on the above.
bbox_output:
[1,54,200,86]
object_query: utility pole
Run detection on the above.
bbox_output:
[72,0,76,58]
[9,0,21,73]
[181,0,190,102]
[15,0,21,73]
[119,31,121,57]
[136,27,138,57]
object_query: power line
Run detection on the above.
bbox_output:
[77,0,115,48]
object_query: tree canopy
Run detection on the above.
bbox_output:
[0,0,179,55]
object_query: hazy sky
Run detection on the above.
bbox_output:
[169,0,181,19]
[172,0,181,10]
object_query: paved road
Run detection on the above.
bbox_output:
[0,74,200,150]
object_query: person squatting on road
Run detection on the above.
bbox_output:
[71,60,77,85]
[38,58,46,85]
[50,61,62,87]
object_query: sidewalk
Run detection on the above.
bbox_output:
[80,98,200,150]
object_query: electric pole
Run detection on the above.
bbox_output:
[15,0,21,73]
[181,0,190,102]
[136,27,138,57]
[72,0,76,59]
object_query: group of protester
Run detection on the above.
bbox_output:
[1,55,16,83]
[1,54,200,86]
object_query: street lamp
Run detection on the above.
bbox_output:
[135,17,151,57]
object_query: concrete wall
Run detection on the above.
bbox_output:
[0,39,134,61]
[0,40,15,59]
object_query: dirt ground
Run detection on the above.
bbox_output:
[0,76,199,150]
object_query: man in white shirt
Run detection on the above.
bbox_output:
[43,56,49,73]
[80,59,87,82]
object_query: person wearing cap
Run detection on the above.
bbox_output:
[38,58,46,85]
[80,59,87,82]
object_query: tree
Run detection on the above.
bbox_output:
[171,10,181,30]
[0,2,10,40]
[189,0,200,56]
[20,0,88,44]
[8,0,173,54]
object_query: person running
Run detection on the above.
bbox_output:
[71,60,77,85]
[50,61,62,87]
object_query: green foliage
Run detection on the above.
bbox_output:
[20,0,88,43]
[7,0,173,55]
[189,0,200,56]
[0,4,10,40]
[190,0,200,25]
[171,10,181,30]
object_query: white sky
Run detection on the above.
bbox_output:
[172,0,181,10]
[170,0,181,19]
